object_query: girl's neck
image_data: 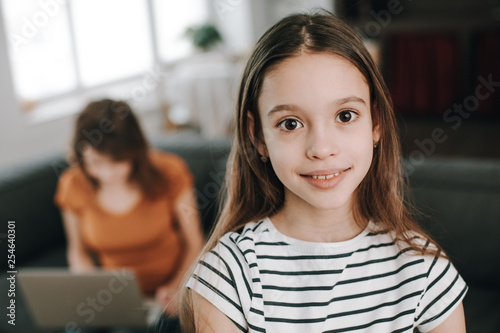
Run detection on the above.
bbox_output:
[270,198,364,243]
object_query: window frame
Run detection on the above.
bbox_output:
[1,0,210,119]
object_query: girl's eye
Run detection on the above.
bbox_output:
[278,118,303,131]
[336,110,358,123]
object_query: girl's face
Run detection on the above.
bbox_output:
[82,146,132,186]
[256,53,380,214]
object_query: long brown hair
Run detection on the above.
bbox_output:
[180,11,442,331]
[70,99,166,200]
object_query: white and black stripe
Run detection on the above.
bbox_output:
[187,218,467,333]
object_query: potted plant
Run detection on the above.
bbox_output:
[185,23,223,52]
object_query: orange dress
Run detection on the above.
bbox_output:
[55,151,193,295]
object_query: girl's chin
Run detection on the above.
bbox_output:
[283,188,353,212]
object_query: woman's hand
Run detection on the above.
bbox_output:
[68,250,95,272]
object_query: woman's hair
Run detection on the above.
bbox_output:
[180,11,441,331]
[70,99,166,200]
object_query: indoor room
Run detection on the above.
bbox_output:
[0,1,499,332]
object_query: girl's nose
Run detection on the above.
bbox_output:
[305,127,340,160]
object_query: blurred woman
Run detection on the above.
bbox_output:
[55,99,204,331]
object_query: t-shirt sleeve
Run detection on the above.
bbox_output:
[414,254,468,332]
[54,168,85,215]
[186,234,251,332]
[157,153,194,202]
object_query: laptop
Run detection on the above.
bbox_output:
[18,268,164,330]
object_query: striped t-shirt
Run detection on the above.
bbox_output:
[187,217,467,333]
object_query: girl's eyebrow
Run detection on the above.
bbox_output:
[267,96,366,117]
[337,96,367,106]
[267,104,299,116]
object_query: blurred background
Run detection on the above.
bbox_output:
[0,0,499,171]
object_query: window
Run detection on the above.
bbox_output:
[1,0,209,108]
[2,0,77,101]
[153,0,209,62]
[71,0,153,87]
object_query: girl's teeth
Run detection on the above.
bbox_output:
[311,172,340,180]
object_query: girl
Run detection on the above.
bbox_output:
[55,99,204,328]
[181,12,467,333]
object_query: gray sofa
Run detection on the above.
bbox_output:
[0,134,499,332]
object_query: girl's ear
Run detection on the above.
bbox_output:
[373,122,381,143]
[247,111,267,157]
[371,103,381,143]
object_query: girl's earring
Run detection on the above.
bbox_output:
[260,155,268,163]
[373,141,379,148]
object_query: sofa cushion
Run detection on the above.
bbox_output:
[0,153,69,270]
[150,134,231,235]
[407,158,500,287]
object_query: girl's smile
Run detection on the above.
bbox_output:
[300,167,351,190]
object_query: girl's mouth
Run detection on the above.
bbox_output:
[300,168,351,189]
[309,172,340,180]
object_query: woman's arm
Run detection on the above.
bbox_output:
[61,209,95,271]
[155,188,205,313]
[428,302,466,333]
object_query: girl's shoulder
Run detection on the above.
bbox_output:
[202,219,274,268]
[365,222,454,276]
[367,221,439,251]
[217,219,270,249]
